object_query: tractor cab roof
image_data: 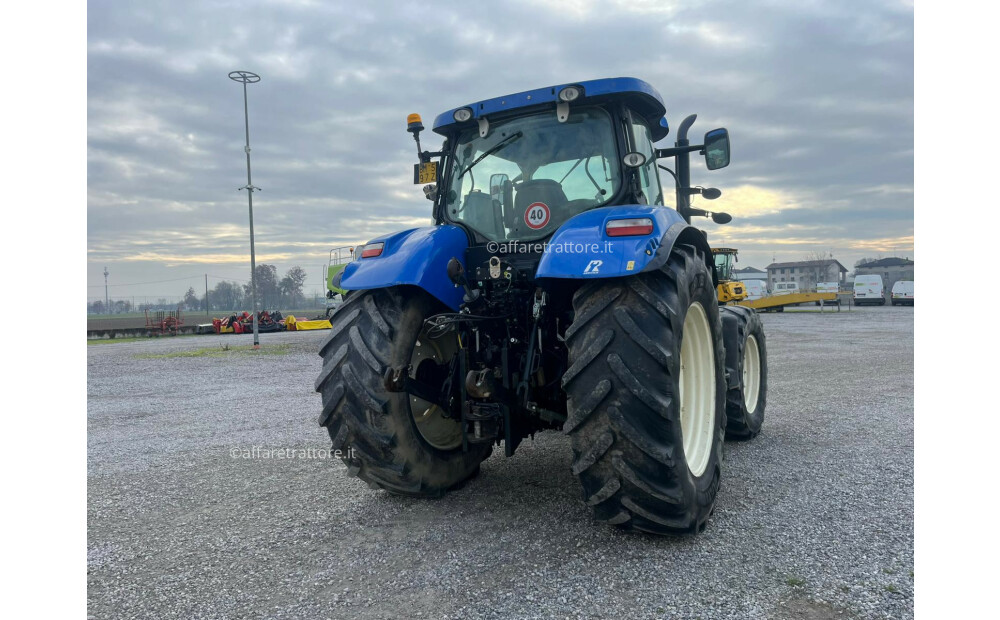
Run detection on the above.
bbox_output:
[432,77,669,141]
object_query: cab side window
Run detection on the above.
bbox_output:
[626,110,663,206]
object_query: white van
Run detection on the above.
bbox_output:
[773,282,799,296]
[743,280,768,301]
[853,275,885,305]
[891,280,914,306]
[816,282,841,305]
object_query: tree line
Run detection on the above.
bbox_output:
[87,265,309,314]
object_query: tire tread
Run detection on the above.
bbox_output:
[564,245,726,535]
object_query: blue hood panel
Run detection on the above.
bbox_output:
[535,206,688,279]
[340,207,698,308]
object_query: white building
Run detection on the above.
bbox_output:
[765,259,847,291]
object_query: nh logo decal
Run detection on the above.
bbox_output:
[583,260,603,274]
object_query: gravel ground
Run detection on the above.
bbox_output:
[88,305,913,619]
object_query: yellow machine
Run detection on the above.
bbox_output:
[712,247,747,304]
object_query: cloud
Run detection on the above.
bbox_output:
[708,185,801,218]
[87,0,913,298]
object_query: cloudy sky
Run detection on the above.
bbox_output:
[87,0,913,303]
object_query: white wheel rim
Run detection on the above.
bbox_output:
[743,334,761,414]
[678,301,716,478]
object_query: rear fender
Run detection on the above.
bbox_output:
[338,225,468,310]
[534,205,716,286]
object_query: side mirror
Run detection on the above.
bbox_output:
[490,173,509,204]
[703,128,730,170]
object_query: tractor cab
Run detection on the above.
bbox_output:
[713,247,738,281]
[406,78,729,246]
[437,101,661,242]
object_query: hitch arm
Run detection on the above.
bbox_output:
[383,366,452,411]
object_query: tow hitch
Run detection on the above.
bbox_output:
[382,366,453,412]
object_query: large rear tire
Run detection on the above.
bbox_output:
[315,287,490,497]
[562,245,726,535]
[720,305,767,440]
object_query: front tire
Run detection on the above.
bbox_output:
[562,245,726,535]
[315,287,490,497]
[720,306,767,439]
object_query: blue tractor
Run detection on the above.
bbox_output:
[316,78,767,535]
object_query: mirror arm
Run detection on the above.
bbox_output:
[420,150,445,163]
[411,131,423,157]
[655,144,703,158]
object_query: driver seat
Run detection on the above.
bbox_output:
[510,179,567,233]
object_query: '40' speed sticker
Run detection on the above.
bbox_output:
[524,202,550,229]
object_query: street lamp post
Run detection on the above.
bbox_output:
[229,70,262,348]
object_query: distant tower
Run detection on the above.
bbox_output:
[104,266,110,314]
[229,69,262,348]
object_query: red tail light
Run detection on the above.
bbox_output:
[606,218,654,237]
[360,242,384,258]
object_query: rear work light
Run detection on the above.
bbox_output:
[360,242,384,258]
[605,218,654,237]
